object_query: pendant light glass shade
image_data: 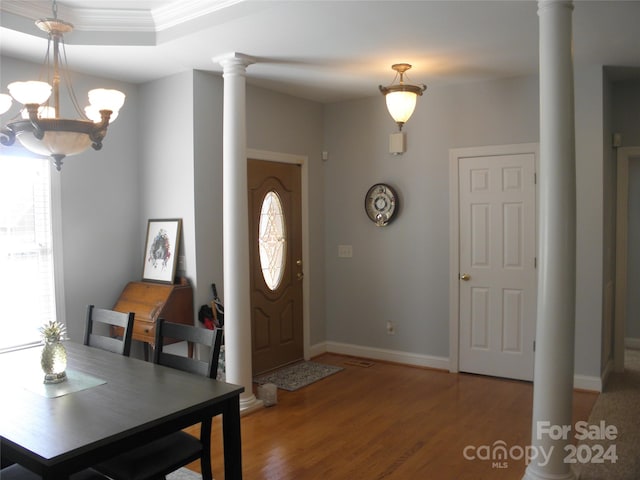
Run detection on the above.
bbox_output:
[17,126,93,157]
[379,63,426,131]
[88,89,126,113]
[0,94,13,114]
[385,90,419,125]
[8,81,52,106]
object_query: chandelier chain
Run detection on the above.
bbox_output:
[59,38,87,120]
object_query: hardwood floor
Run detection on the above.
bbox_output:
[185,353,597,479]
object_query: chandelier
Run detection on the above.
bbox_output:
[379,63,426,131]
[0,0,125,171]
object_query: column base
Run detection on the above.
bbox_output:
[522,464,578,480]
[239,393,263,415]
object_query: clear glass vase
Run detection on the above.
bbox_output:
[41,340,67,384]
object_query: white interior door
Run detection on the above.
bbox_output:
[458,151,537,381]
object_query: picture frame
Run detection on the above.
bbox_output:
[142,218,182,284]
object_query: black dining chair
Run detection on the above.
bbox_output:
[0,306,136,480]
[0,464,109,480]
[84,305,135,356]
[94,319,224,480]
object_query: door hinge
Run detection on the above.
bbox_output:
[534,173,537,185]
[534,257,537,268]
[533,340,536,352]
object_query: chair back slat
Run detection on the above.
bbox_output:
[87,334,131,355]
[84,305,135,356]
[153,319,223,379]
[160,352,210,376]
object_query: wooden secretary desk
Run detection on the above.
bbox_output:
[113,280,194,359]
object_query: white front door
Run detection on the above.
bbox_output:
[457,150,537,381]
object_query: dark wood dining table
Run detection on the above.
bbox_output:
[0,341,244,479]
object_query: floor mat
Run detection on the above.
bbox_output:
[253,361,343,391]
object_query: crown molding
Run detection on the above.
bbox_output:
[153,0,245,31]
[0,0,245,34]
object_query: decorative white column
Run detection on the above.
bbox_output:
[215,52,262,413]
[523,2,576,480]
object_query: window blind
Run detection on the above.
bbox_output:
[0,154,56,351]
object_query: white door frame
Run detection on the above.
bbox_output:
[614,146,640,371]
[449,142,539,373]
[247,148,311,361]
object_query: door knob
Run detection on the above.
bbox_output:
[297,272,304,281]
[460,273,471,281]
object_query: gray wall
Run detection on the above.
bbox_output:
[612,80,640,146]
[0,55,140,343]
[323,75,539,359]
[323,69,611,379]
[245,85,326,344]
[574,65,606,378]
[193,71,224,313]
[139,70,196,292]
[137,70,326,342]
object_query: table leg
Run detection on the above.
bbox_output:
[222,396,243,479]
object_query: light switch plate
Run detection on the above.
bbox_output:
[338,245,353,258]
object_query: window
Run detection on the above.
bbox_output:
[258,190,286,290]
[0,153,61,351]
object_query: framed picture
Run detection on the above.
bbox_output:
[142,218,182,284]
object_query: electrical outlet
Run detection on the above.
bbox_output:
[386,321,395,335]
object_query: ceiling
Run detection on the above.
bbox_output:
[1,0,639,104]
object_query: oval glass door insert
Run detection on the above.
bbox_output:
[259,190,286,290]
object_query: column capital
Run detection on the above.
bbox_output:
[538,0,574,15]
[213,52,256,71]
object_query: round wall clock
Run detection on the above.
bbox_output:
[364,183,399,226]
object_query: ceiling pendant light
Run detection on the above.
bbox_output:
[379,63,426,131]
[0,0,125,171]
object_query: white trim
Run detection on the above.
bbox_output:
[448,148,461,373]
[448,143,539,375]
[625,337,640,350]
[51,164,66,328]
[312,341,601,391]
[308,341,328,359]
[614,147,640,371]
[322,341,450,371]
[573,374,602,393]
[246,148,311,362]
[153,0,245,32]
[601,356,614,391]
[0,0,244,33]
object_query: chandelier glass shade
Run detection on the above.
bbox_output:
[0,1,125,171]
[0,94,12,115]
[379,63,426,131]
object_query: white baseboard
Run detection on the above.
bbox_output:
[310,341,449,371]
[625,337,640,350]
[311,341,601,391]
[308,341,328,359]
[573,374,602,392]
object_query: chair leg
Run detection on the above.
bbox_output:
[200,418,213,480]
[201,462,213,480]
